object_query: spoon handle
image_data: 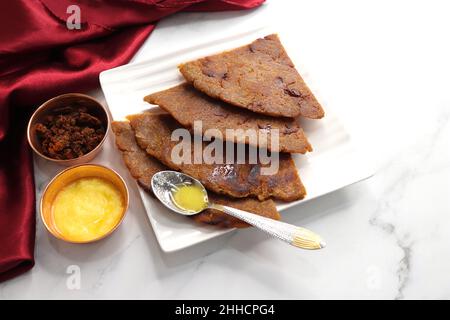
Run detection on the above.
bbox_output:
[209,204,325,250]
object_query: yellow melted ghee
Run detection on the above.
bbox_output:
[52,177,124,242]
[172,184,207,213]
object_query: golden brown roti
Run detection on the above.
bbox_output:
[179,34,324,119]
[127,112,306,201]
[145,83,312,153]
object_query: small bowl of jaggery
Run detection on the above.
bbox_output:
[27,93,110,166]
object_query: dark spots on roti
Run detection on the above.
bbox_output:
[275,76,302,97]
[202,69,228,79]
[247,101,264,112]
[200,58,228,79]
[274,76,284,87]
[276,77,302,97]
[284,88,302,97]
[242,117,251,124]
[258,123,272,132]
[202,69,216,78]
[282,125,299,134]
[213,110,229,118]
[248,165,261,185]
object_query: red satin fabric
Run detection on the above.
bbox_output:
[0,0,264,282]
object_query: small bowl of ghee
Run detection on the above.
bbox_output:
[40,164,129,243]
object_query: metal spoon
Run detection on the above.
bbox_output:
[151,171,326,250]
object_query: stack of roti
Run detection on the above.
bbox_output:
[112,34,324,228]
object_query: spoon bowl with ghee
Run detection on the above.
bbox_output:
[151,170,208,216]
[151,171,326,250]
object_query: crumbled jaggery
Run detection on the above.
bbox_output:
[35,106,105,160]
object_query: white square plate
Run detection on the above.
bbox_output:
[100,26,373,252]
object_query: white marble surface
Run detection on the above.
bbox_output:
[2,0,450,299]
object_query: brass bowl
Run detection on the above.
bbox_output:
[27,93,110,166]
[40,164,129,244]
